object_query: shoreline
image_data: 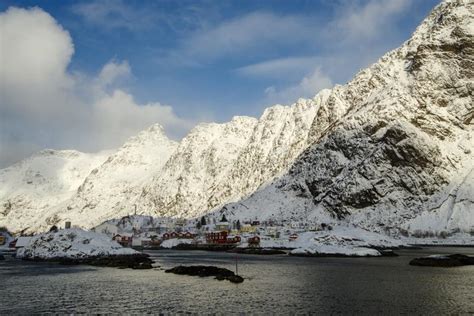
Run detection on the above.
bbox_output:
[18,253,154,269]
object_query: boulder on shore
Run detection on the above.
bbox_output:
[165,265,244,283]
[409,254,474,267]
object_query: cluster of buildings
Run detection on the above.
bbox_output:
[0,215,334,253]
[92,216,267,248]
[91,215,334,249]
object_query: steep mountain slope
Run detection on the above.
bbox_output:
[0,149,109,232]
[136,97,325,218]
[219,0,474,236]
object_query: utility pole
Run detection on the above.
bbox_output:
[235,254,239,276]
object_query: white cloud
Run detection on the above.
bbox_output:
[236,57,325,79]
[165,12,314,64]
[0,7,74,117]
[264,68,333,105]
[330,0,411,43]
[71,0,156,31]
[91,90,193,148]
[0,7,194,167]
[96,60,131,89]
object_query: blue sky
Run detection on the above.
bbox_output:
[0,0,440,166]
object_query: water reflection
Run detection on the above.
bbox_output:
[0,247,473,314]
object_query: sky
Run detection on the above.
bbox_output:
[0,0,441,167]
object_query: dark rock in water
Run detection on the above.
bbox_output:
[227,275,244,283]
[26,253,153,269]
[229,248,287,255]
[165,265,244,283]
[83,254,154,269]
[0,254,5,260]
[409,254,474,267]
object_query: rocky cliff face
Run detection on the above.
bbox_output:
[1,0,472,235]
[219,0,474,236]
[136,98,322,218]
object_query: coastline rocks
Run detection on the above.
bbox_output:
[36,253,154,269]
[377,249,399,257]
[229,248,287,255]
[165,265,244,283]
[173,243,236,251]
[409,254,474,267]
[0,254,5,260]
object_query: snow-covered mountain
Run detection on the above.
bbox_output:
[40,124,178,230]
[219,0,474,237]
[0,149,109,232]
[136,98,321,218]
[0,0,472,236]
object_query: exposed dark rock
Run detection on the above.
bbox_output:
[227,275,244,283]
[229,248,286,255]
[0,254,5,260]
[409,254,474,267]
[165,265,244,283]
[24,253,153,269]
[172,243,237,251]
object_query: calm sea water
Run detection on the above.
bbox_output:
[1,247,473,314]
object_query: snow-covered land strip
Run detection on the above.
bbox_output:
[160,238,193,249]
[404,233,474,246]
[290,245,381,257]
[16,228,137,260]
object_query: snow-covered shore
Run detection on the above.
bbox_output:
[290,245,381,257]
[160,238,193,249]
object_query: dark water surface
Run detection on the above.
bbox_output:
[1,247,473,314]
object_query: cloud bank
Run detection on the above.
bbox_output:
[0,7,194,168]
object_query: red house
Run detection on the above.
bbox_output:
[162,233,170,240]
[248,236,260,247]
[170,232,178,239]
[289,233,298,241]
[206,231,228,244]
[113,234,132,246]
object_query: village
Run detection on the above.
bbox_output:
[92,214,333,250]
[0,214,334,254]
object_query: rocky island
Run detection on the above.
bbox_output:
[16,228,153,269]
[165,265,244,283]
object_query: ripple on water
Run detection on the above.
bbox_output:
[0,248,473,314]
